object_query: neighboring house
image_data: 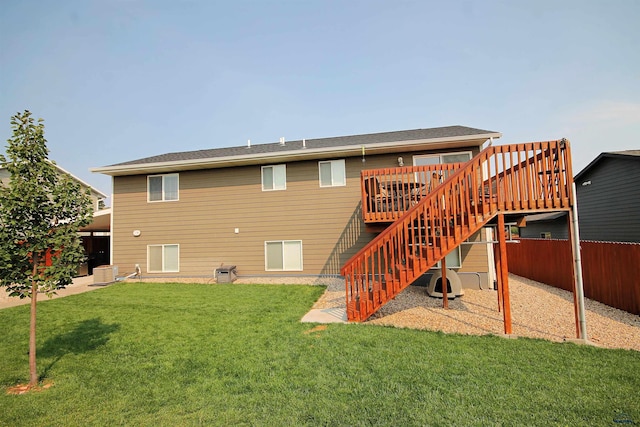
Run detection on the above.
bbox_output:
[0,162,107,212]
[519,212,568,239]
[92,126,502,287]
[0,162,111,274]
[573,150,640,243]
[520,150,640,243]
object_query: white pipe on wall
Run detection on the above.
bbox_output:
[571,182,588,340]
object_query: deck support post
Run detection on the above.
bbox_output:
[441,257,448,309]
[497,214,512,334]
[568,183,588,340]
[494,231,503,313]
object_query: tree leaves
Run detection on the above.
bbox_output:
[0,110,94,298]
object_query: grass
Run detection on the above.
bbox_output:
[1,282,639,426]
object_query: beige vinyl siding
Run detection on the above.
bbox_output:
[111,148,489,278]
[113,158,371,277]
[457,231,490,272]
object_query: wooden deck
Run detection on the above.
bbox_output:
[342,139,575,323]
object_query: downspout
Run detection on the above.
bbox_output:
[109,176,114,268]
[485,227,496,290]
[570,182,588,340]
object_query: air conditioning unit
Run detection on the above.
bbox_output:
[93,265,118,285]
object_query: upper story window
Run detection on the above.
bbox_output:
[262,165,286,191]
[413,151,472,167]
[148,173,179,202]
[319,159,346,187]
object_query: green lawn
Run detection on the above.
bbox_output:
[1,283,638,426]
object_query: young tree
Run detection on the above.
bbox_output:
[0,110,93,388]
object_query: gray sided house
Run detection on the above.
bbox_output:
[519,212,568,240]
[519,150,640,242]
[574,150,640,243]
[92,126,501,287]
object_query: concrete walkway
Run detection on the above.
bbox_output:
[300,280,348,324]
[0,276,105,310]
[301,307,347,323]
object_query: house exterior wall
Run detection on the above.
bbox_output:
[575,157,640,242]
[111,147,490,281]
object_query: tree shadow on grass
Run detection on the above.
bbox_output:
[37,318,120,381]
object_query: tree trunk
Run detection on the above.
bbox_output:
[29,256,38,387]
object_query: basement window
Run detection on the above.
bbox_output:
[433,247,462,269]
[148,244,180,273]
[265,240,303,271]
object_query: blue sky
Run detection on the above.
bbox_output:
[1,0,639,197]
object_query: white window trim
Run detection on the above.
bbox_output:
[433,247,462,269]
[264,240,303,271]
[413,151,473,166]
[261,164,287,191]
[147,173,179,202]
[318,159,347,188]
[147,244,180,273]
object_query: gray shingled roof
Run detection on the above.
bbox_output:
[575,149,640,181]
[108,125,497,167]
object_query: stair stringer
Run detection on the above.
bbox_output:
[346,207,498,322]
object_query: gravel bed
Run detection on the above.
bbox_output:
[313,274,640,352]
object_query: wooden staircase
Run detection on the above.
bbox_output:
[340,140,574,322]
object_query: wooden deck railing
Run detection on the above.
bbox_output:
[361,164,464,223]
[342,140,574,321]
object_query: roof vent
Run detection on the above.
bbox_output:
[279,137,285,146]
[302,138,306,149]
[247,139,251,148]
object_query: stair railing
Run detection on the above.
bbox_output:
[342,139,574,321]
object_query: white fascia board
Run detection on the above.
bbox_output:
[93,207,112,217]
[91,132,501,176]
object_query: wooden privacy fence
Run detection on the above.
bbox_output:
[505,239,640,315]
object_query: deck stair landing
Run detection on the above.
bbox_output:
[341,140,574,322]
